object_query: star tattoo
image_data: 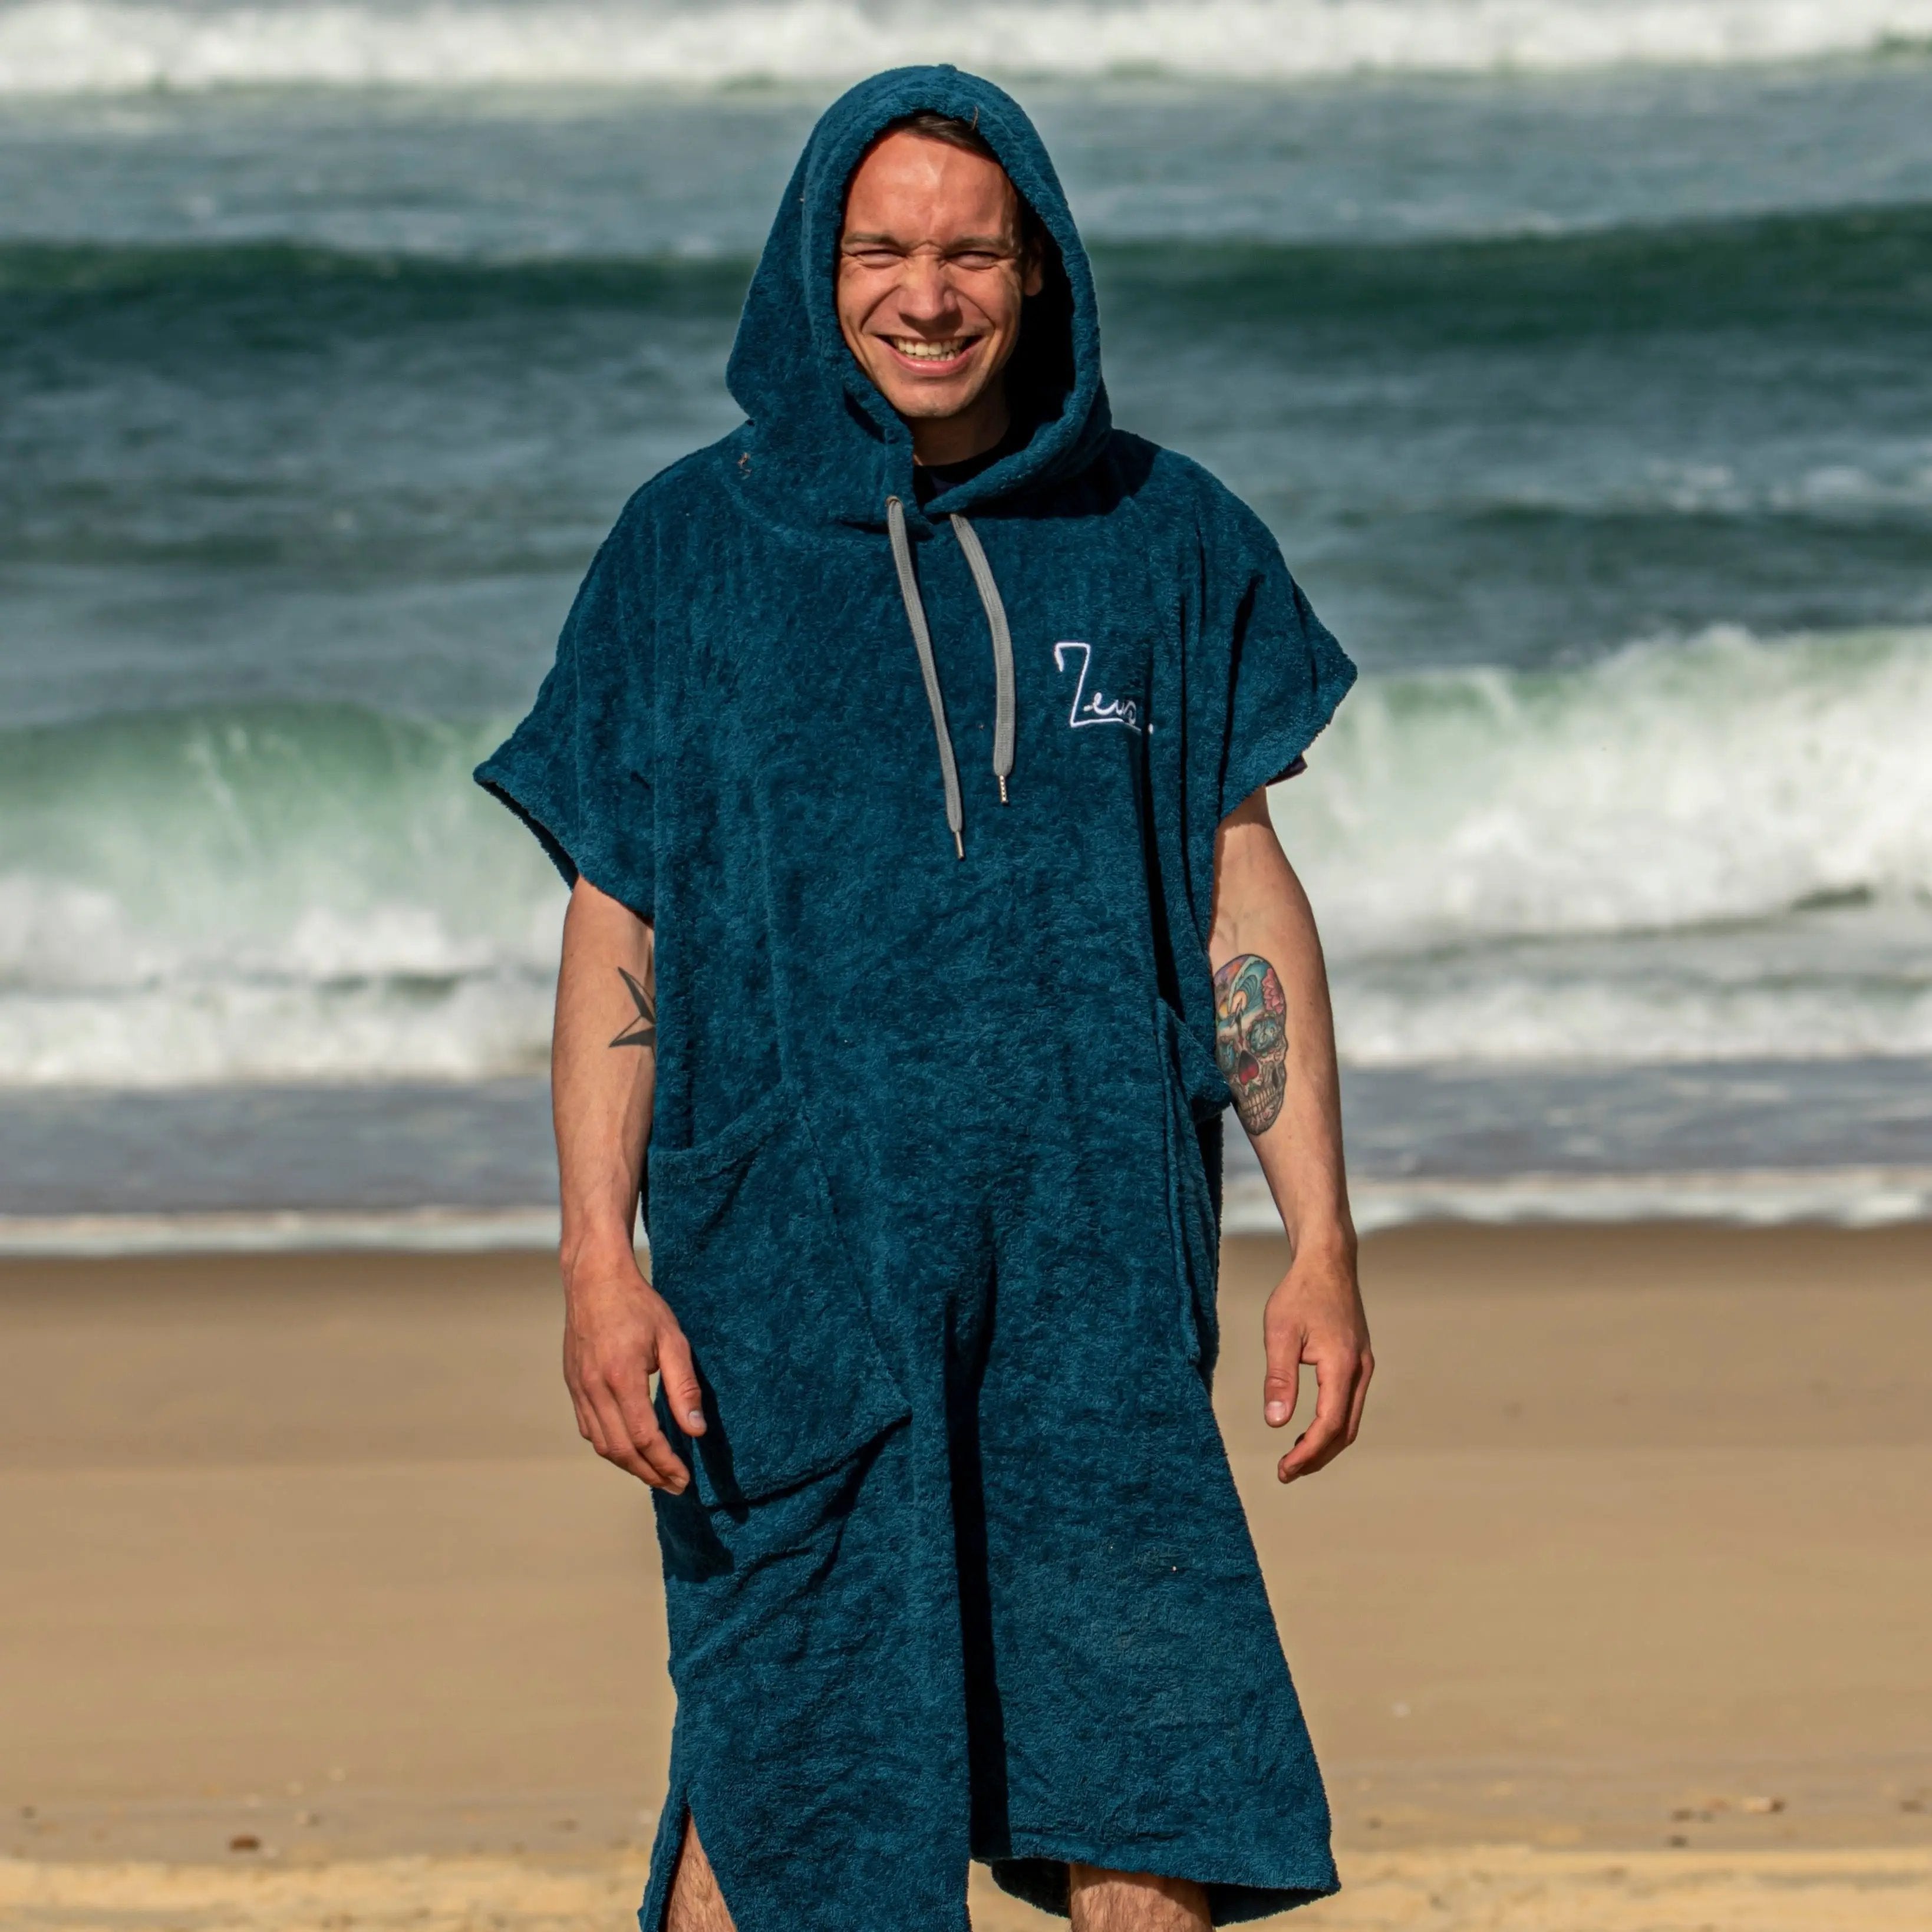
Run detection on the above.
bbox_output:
[608,967,657,1050]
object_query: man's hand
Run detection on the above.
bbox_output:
[1262,1242,1373,1483]
[562,1257,707,1492]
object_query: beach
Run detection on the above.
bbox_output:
[4,13,1932,1925]
[5,1223,1927,1926]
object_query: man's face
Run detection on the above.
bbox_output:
[836,130,1043,427]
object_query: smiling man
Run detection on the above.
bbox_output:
[479,68,1369,1932]
[837,110,1045,481]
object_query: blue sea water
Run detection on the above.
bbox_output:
[2,5,1931,1234]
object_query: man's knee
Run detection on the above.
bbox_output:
[1067,1862,1211,1932]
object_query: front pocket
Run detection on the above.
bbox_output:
[646,1082,909,1505]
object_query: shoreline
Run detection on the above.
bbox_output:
[7,1163,1932,1257]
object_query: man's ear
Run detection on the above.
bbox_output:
[1022,248,1046,299]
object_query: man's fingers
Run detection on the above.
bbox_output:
[586,1382,688,1491]
[1261,1324,1305,1428]
[656,1328,708,1438]
[1344,1350,1375,1445]
[1277,1346,1359,1483]
[583,1385,651,1479]
[611,1373,694,1491]
[634,1417,693,1491]
[569,1390,599,1448]
[571,1371,614,1455]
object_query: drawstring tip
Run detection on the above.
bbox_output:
[998,774,1008,804]
[952,829,965,860]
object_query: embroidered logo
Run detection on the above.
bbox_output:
[1053,641,1142,733]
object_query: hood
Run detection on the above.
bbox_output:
[727,65,1112,529]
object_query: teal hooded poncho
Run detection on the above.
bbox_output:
[479,64,1354,1932]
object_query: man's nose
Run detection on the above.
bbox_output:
[896,251,956,322]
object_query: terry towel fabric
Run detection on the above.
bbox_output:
[477,64,1357,1931]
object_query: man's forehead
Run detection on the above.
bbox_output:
[841,130,1021,239]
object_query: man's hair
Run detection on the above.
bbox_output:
[887,108,998,164]
[877,110,1046,255]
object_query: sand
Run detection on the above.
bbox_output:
[4,1847,1932,1932]
[3,1224,1928,1927]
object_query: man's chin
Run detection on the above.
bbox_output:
[871,371,996,421]
[888,393,980,422]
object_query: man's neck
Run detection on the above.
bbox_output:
[911,388,1010,469]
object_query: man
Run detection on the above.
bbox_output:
[479,66,1371,1932]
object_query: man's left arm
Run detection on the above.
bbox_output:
[1208,786,1373,1482]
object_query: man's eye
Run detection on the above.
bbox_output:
[845,249,902,269]
[949,252,1003,270]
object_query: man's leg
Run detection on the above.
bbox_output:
[665,1821,736,1932]
[1068,1864,1210,1932]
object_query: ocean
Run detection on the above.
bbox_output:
[3,2,1931,1244]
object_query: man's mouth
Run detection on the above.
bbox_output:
[885,335,978,365]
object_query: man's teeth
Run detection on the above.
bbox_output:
[891,337,971,361]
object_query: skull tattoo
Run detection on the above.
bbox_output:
[1212,952,1288,1136]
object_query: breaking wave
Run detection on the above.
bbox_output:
[1280,623,1932,1064]
[0,707,564,1086]
[5,0,1932,96]
[1283,623,1932,952]
[3,624,1931,1084]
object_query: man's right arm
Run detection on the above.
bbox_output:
[553,876,705,1492]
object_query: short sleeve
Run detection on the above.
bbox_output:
[473,511,656,919]
[1202,494,1356,825]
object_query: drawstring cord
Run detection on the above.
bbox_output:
[948,514,1017,805]
[885,496,964,858]
[885,494,1016,858]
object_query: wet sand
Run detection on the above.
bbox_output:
[2,1224,1928,1925]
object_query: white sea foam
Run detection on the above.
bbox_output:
[5,0,1932,96]
[1223,1165,1932,1234]
[1334,955,1932,1064]
[0,708,568,1086]
[1278,624,1932,953]
[2,624,1930,1084]
[0,966,556,1085]
[12,1166,1932,1249]
[0,871,562,1085]
[1274,622,1932,1064]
